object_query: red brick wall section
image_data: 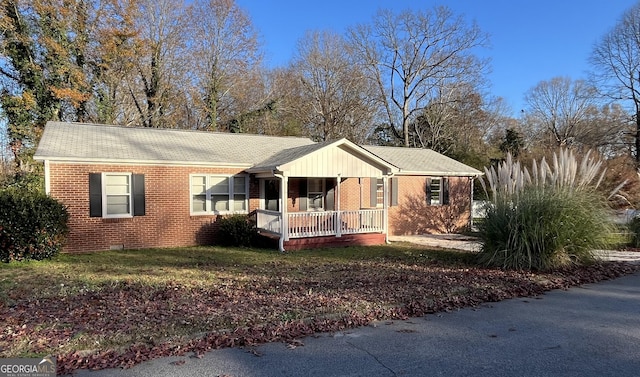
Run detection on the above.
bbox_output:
[50,163,472,252]
[339,178,365,210]
[248,176,261,212]
[388,176,471,235]
[49,163,252,253]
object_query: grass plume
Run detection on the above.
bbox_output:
[478,149,614,270]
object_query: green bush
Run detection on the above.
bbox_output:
[216,214,257,247]
[478,149,615,271]
[0,189,69,262]
[628,217,640,248]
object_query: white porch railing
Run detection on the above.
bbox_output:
[257,209,384,238]
[340,209,385,235]
[289,211,337,237]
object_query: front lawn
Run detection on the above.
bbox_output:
[0,243,636,374]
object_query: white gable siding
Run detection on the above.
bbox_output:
[282,145,387,177]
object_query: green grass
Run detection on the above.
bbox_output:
[0,243,635,366]
[0,244,471,293]
[0,244,477,356]
[0,245,468,304]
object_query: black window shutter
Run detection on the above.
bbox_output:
[390,177,399,206]
[370,178,377,207]
[299,179,307,211]
[326,179,335,211]
[442,177,450,205]
[89,173,102,217]
[132,174,146,216]
[426,178,432,205]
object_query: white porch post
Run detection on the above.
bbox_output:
[336,175,341,237]
[275,174,288,252]
[282,175,289,242]
[383,175,390,243]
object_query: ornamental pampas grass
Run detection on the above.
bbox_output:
[477,149,614,271]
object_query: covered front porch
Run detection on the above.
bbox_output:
[255,209,387,250]
[256,208,384,238]
[246,139,398,251]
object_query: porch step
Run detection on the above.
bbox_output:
[284,233,386,251]
[253,233,280,249]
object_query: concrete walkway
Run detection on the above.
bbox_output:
[389,234,482,252]
[389,234,640,263]
[71,272,640,377]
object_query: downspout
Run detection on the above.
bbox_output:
[274,172,287,252]
[469,176,475,230]
[336,174,341,237]
[383,174,392,244]
[44,160,51,195]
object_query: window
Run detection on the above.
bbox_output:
[370,177,397,207]
[89,173,145,218]
[191,176,207,212]
[429,178,442,205]
[233,176,247,211]
[427,177,449,206]
[211,176,230,211]
[264,179,279,211]
[299,178,335,211]
[190,174,248,214]
[105,174,132,216]
[307,178,324,211]
[376,178,384,207]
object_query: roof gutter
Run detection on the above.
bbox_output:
[394,170,483,177]
[33,157,252,168]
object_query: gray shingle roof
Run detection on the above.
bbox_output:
[363,145,482,176]
[34,122,316,166]
[34,122,482,176]
[249,143,328,170]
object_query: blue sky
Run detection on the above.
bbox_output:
[235,0,638,117]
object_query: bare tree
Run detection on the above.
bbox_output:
[290,30,378,143]
[449,91,510,163]
[88,0,140,125]
[348,6,489,147]
[123,0,189,128]
[524,77,598,146]
[410,84,508,169]
[189,0,262,131]
[261,67,307,136]
[590,2,640,164]
[523,77,629,154]
[581,103,633,157]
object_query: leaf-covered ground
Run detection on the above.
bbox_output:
[0,244,637,375]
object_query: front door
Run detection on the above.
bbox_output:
[265,179,280,211]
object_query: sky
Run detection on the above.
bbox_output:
[235,0,638,117]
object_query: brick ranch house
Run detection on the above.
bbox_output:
[34,121,482,252]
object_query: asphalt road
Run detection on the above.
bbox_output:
[70,272,640,377]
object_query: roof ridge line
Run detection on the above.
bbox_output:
[46,121,315,141]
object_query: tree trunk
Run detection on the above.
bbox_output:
[636,109,640,166]
[636,71,640,167]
